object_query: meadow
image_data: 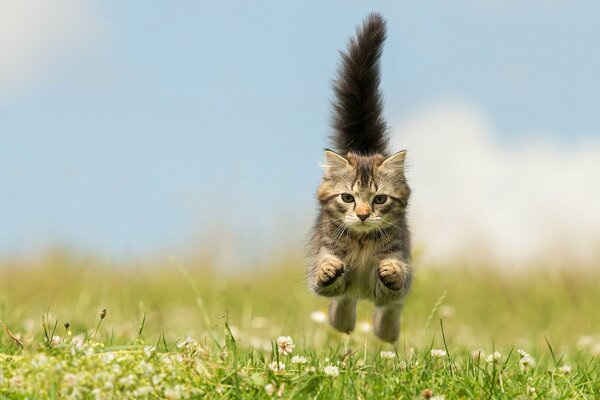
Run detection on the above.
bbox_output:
[1,250,599,399]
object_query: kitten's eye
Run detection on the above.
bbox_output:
[341,193,355,203]
[373,194,387,204]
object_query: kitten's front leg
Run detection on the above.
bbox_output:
[375,258,412,305]
[310,250,347,297]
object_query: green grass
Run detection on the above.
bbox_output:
[1,250,599,399]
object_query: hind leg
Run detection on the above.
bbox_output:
[373,302,401,343]
[328,297,357,334]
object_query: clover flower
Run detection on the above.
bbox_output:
[9,376,24,386]
[143,345,156,358]
[380,351,396,359]
[559,365,572,375]
[176,337,197,349]
[471,349,485,361]
[63,373,79,387]
[517,348,530,358]
[431,349,447,358]
[291,355,308,364]
[276,336,295,355]
[519,355,536,371]
[268,361,285,373]
[485,351,502,364]
[264,383,276,396]
[323,365,339,377]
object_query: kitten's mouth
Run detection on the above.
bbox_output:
[346,218,380,232]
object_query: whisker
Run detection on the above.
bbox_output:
[381,218,409,235]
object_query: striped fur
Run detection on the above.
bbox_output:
[308,14,412,343]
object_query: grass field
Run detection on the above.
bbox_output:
[1,250,599,399]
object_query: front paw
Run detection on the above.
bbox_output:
[316,255,345,288]
[377,259,410,291]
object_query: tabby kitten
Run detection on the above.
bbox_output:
[309,13,411,343]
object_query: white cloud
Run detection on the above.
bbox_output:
[392,101,600,266]
[0,0,102,97]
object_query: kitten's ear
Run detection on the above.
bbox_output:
[322,149,349,175]
[380,150,407,174]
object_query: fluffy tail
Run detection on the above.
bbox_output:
[330,13,389,156]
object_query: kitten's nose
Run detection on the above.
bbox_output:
[356,203,372,222]
[357,213,369,221]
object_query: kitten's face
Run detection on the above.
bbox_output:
[318,150,410,234]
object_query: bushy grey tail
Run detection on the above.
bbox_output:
[330,13,389,156]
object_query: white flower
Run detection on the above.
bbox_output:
[380,351,396,359]
[517,348,530,358]
[51,335,62,345]
[485,351,502,364]
[559,365,572,375]
[138,360,154,376]
[164,386,182,400]
[527,386,536,395]
[133,386,153,397]
[268,361,285,373]
[177,336,197,349]
[31,354,49,368]
[112,363,122,375]
[291,355,308,365]
[101,352,116,363]
[71,335,84,347]
[118,374,136,387]
[519,355,536,371]
[152,374,164,385]
[431,396,445,400]
[471,349,485,361]
[264,383,276,396]
[310,311,327,324]
[63,373,79,387]
[577,335,594,349]
[277,383,286,397]
[398,360,407,370]
[276,336,295,355]
[323,365,339,377]
[431,349,447,358]
[9,376,24,386]
[143,346,156,358]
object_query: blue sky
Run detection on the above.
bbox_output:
[1,1,599,261]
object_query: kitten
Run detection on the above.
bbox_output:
[308,13,412,343]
